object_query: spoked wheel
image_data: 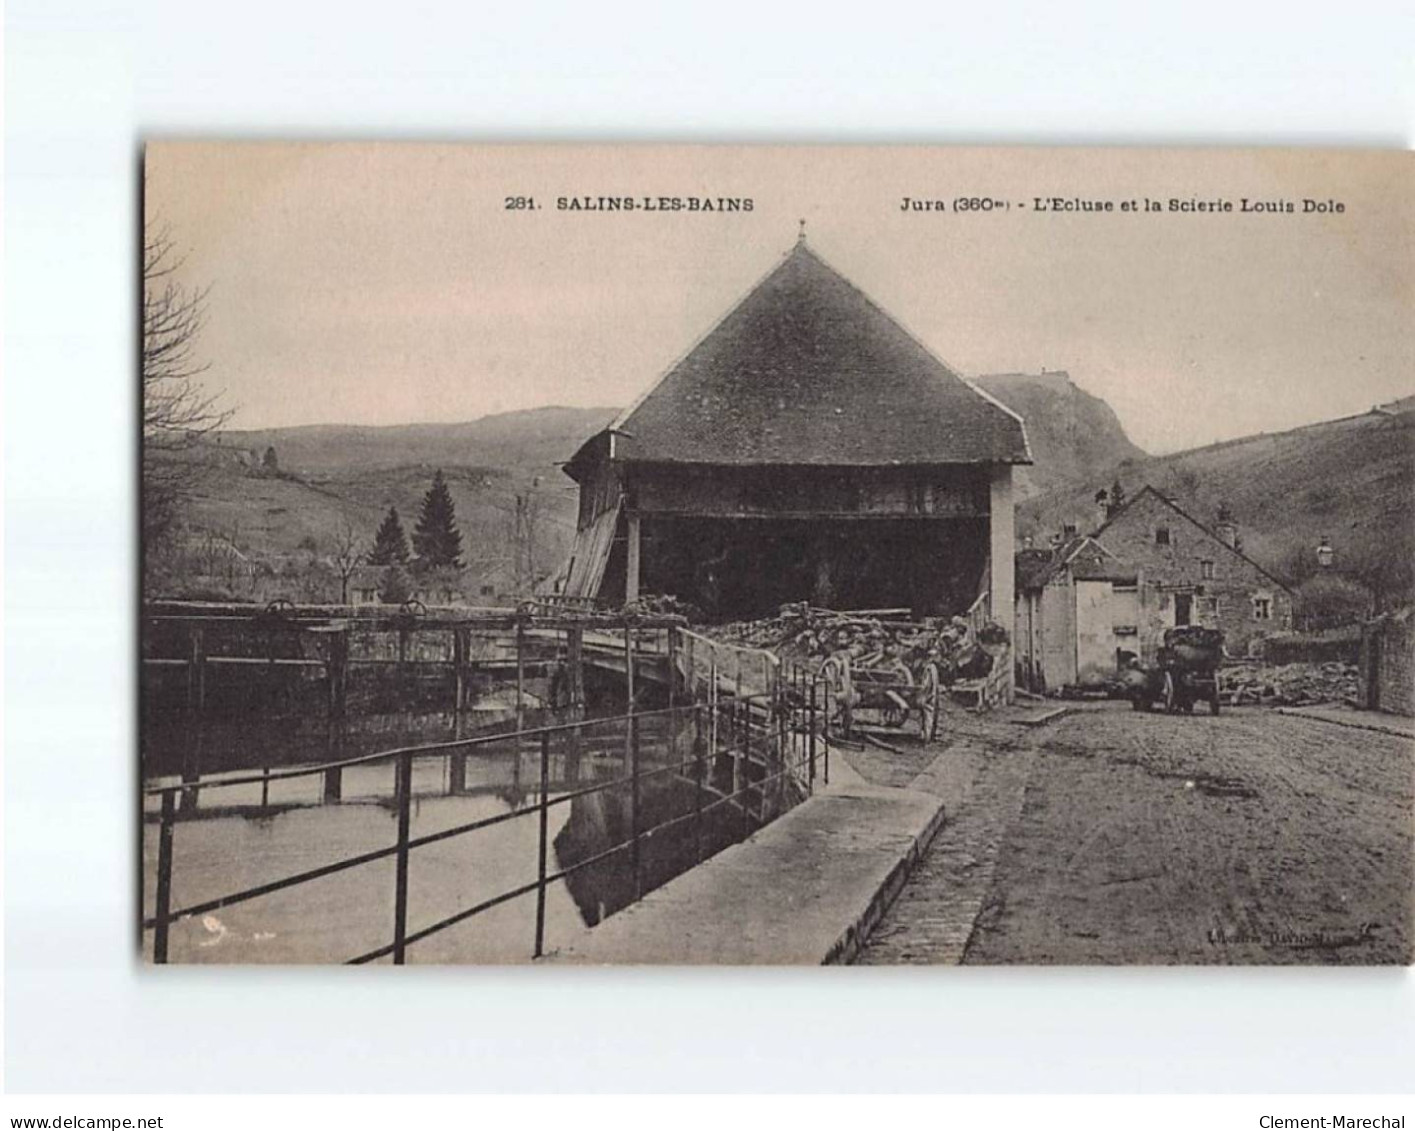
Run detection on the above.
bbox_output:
[1163,670,1178,714]
[822,654,854,738]
[880,662,913,729]
[919,662,942,742]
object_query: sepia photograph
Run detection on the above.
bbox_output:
[139,143,1414,967]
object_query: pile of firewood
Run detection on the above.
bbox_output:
[710,603,1002,682]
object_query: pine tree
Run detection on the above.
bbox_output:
[367,506,410,566]
[412,470,464,569]
[378,563,413,605]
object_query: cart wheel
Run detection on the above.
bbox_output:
[822,654,854,738]
[881,662,912,729]
[1163,670,1178,714]
[919,662,941,741]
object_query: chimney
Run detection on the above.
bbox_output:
[1062,522,1078,540]
[1316,536,1334,570]
[1215,503,1238,550]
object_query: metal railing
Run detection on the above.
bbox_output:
[142,684,831,965]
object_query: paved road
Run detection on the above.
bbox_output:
[855,706,1413,965]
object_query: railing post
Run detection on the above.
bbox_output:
[808,676,817,789]
[515,620,526,734]
[630,710,642,903]
[181,627,206,816]
[323,629,347,803]
[823,677,830,786]
[567,625,584,782]
[693,705,706,864]
[392,750,413,965]
[450,627,467,795]
[534,729,550,958]
[153,789,175,965]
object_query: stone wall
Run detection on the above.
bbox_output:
[1361,607,1414,717]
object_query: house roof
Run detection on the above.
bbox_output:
[1017,535,1135,591]
[569,241,1031,472]
[1093,485,1293,593]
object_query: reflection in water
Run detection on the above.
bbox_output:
[143,709,806,962]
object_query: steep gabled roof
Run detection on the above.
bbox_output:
[574,241,1031,469]
[1094,485,1293,593]
[1018,535,1134,591]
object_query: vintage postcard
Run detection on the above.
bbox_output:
[140,144,1413,966]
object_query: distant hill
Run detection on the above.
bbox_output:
[220,404,618,476]
[974,371,1147,499]
[171,386,1414,611]
[1018,402,1415,603]
[157,406,617,599]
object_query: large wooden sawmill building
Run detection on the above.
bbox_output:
[561,239,1031,644]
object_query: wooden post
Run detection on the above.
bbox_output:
[625,512,641,603]
[153,790,175,964]
[629,709,641,903]
[392,750,413,965]
[450,627,467,795]
[693,705,706,863]
[566,625,584,782]
[181,627,206,816]
[666,626,678,762]
[808,674,817,788]
[515,621,525,733]
[534,730,550,957]
[323,630,347,804]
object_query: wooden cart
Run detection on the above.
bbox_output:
[819,651,943,741]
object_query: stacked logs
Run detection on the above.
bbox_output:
[709,603,996,681]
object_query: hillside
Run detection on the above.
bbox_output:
[1019,403,1415,601]
[220,404,617,476]
[152,406,617,601]
[974,371,1147,499]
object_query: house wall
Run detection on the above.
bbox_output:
[1075,579,1140,685]
[1096,492,1292,660]
[1038,575,1076,689]
[625,463,990,519]
[989,466,1016,658]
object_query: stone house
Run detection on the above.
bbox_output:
[1015,535,1141,692]
[1092,486,1293,661]
[561,238,1031,669]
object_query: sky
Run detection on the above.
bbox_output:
[144,144,1414,454]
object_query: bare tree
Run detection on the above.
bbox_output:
[333,519,365,605]
[143,222,231,549]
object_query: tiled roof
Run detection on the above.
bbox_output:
[1018,535,1135,590]
[1094,485,1293,593]
[587,242,1031,468]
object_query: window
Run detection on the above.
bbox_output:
[1155,526,1171,545]
[480,584,495,596]
[1200,559,1214,580]
[1253,595,1272,621]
